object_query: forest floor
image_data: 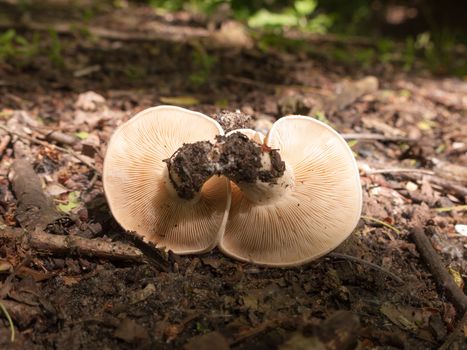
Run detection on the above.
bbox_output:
[0,2,466,349]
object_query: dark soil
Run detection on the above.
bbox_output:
[0,2,466,349]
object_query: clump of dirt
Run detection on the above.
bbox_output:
[167,133,285,199]
[166,141,214,200]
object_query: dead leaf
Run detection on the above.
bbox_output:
[447,267,464,289]
[61,276,81,286]
[75,91,106,111]
[57,191,81,213]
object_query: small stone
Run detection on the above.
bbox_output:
[406,181,418,192]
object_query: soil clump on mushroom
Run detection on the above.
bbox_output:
[167,133,285,200]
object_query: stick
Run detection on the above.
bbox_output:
[0,124,100,174]
[364,168,434,176]
[410,227,467,313]
[0,229,168,271]
[358,163,435,176]
[328,252,404,284]
[44,130,79,146]
[342,133,416,143]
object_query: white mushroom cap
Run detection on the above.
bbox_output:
[103,106,231,254]
[219,116,362,266]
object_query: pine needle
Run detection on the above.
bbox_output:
[361,215,401,234]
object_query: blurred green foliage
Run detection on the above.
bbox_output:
[189,43,217,87]
[0,29,39,64]
[0,29,65,67]
[149,0,333,33]
[145,0,466,76]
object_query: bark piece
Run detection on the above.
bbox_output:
[9,159,67,233]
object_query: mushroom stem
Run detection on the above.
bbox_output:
[166,132,286,200]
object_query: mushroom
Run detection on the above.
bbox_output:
[219,116,362,266]
[103,106,231,254]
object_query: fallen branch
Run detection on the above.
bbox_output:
[0,229,169,271]
[410,226,467,313]
[328,252,403,284]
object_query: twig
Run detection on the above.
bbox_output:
[410,226,467,313]
[438,310,467,350]
[0,20,208,43]
[342,133,416,143]
[44,130,79,146]
[328,252,404,284]
[365,167,434,176]
[0,301,15,342]
[0,124,100,174]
